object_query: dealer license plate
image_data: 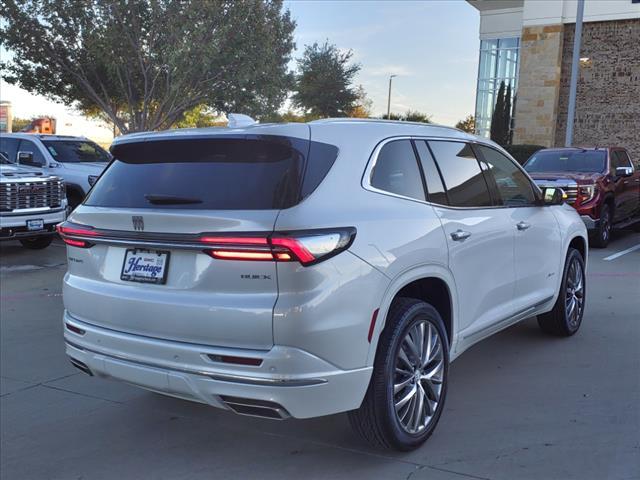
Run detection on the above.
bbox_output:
[120,249,170,285]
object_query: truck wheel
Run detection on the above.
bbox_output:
[538,248,586,336]
[19,236,54,250]
[591,205,611,248]
[67,190,84,214]
[348,298,449,451]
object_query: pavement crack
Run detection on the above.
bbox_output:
[40,383,125,405]
[1,372,83,398]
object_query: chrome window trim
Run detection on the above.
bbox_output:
[361,136,543,211]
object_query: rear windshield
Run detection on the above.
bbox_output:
[42,140,110,163]
[85,136,337,210]
[524,150,606,173]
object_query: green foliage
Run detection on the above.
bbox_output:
[0,0,296,133]
[10,117,35,132]
[403,110,432,123]
[292,42,361,118]
[455,115,475,133]
[504,144,544,165]
[382,110,432,123]
[347,85,373,118]
[174,105,224,129]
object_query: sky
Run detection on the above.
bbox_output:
[0,0,480,139]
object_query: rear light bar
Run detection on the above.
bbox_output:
[203,228,356,266]
[57,223,97,248]
[56,221,356,266]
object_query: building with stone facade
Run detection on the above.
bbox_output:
[467,0,640,162]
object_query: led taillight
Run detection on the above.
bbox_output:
[209,250,275,261]
[57,223,96,248]
[203,228,356,267]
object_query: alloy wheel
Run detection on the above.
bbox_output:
[565,257,585,328]
[393,320,445,434]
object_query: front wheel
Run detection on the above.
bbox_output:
[537,248,586,336]
[348,298,449,451]
[19,236,54,250]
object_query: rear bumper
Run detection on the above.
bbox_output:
[63,311,371,419]
[0,208,66,240]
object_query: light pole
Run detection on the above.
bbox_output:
[565,0,585,147]
[387,74,397,119]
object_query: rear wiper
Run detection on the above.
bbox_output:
[144,194,202,205]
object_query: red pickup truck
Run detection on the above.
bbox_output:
[524,147,640,247]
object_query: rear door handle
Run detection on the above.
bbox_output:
[450,230,472,241]
[516,221,531,231]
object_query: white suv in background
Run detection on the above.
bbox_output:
[1,152,66,249]
[0,133,110,210]
[59,119,588,450]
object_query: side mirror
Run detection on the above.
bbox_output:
[17,151,33,165]
[17,151,44,167]
[541,187,567,206]
[615,166,633,177]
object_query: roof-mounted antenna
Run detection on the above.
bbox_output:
[227,113,258,128]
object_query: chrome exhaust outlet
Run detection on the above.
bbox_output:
[220,395,290,420]
[69,357,93,376]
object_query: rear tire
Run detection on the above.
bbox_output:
[19,236,54,250]
[537,248,586,336]
[348,298,449,451]
[591,205,611,248]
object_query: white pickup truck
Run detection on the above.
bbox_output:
[0,152,66,249]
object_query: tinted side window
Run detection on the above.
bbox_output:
[0,137,19,162]
[613,151,632,169]
[300,141,339,199]
[370,140,425,201]
[428,141,492,207]
[475,145,536,207]
[17,140,47,167]
[414,140,448,205]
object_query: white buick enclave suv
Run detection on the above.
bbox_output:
[60,119,588,450]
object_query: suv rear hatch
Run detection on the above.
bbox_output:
[62,126,338,350]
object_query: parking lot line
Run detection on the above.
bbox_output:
[603,243,640,261]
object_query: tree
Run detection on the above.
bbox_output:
[10,117,35,132]
[403,110,432,123]
[490,81,506,144]
[455,115,476,133]
[0,0,295,133]
[381,110,431,123]
[174,105,225,129]
[292,42,361,117]
[503,84,512,145]
[347,85,373,118]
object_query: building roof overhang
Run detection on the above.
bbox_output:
[467,0,523,12]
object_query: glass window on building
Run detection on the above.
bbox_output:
[474,38,520,139]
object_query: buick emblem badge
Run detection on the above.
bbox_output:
[132,216,144,231]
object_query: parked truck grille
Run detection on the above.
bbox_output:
[0,179,64,212]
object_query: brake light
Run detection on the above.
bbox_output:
[203,228,356,266]
[57,223,96,248]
